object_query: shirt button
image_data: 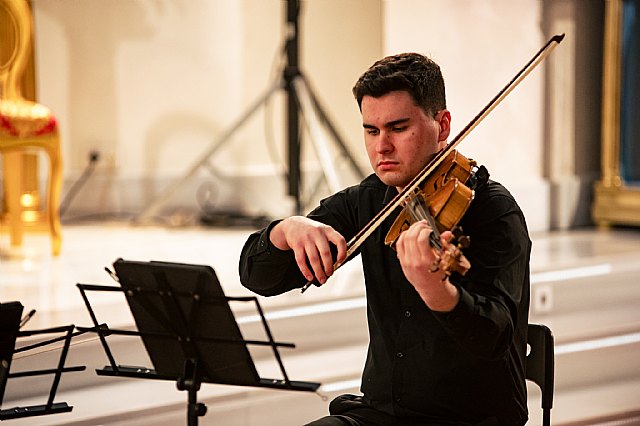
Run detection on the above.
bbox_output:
[404,310,411,318]
[396,352,404,358]
[395,397,401,403]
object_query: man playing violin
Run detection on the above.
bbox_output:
[239,53,531,425]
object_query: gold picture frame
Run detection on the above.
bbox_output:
[592,0,640,227]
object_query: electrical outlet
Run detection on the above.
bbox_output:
[533,284,553,313]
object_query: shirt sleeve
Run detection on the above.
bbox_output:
[238,220,308,296]
[432,192,531,361]
[238,184,362,297]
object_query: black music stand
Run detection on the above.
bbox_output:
[77,259,320,426]
[0,301,86,421]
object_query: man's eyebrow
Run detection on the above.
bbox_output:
[362,118,410,129]
[385,118,410,127]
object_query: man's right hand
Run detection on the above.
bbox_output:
[270,216,347,285]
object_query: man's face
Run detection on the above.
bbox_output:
[361,91,450,191]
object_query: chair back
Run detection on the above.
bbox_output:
[526,323,555,426]
[0,0,33,100]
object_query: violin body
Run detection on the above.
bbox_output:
[383,150,475,277]
[385,150,475,245]
[420,150,476,201]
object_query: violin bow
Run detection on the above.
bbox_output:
[302,33,565,293]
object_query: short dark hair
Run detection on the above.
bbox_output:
[352,52,446,117]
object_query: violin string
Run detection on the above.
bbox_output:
[406,194,442,252]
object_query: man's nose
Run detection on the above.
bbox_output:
[377,132,393,153]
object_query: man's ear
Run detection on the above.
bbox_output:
[436,110,451,141]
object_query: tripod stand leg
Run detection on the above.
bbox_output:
[291,75,368,209]
[300,75,366,179]
[292,77,342,194]
[134,79,284,223]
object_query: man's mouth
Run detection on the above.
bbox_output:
[377,160,398,171]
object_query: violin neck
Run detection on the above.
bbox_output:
[405,193,442,251]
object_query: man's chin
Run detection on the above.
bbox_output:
[376,172,409,189]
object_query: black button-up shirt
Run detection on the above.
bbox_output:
[239,171,531,425]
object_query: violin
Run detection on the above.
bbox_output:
[384,150,476,277]
[301,34,565,293]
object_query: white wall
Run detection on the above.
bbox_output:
[383,0,550,232]
[28,0,601,232]
[31,0,382,218]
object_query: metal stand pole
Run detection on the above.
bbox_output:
[135,0,364,222]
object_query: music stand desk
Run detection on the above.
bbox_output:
[0,301,86,420]
[77,259,320,425]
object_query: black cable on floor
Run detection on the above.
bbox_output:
[59,151,99,218]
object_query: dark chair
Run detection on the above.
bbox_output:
[526,323,555,426]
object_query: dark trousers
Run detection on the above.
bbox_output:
[304,394,499,426]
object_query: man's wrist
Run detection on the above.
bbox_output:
[419,278,460,312]
[269,220,290,251]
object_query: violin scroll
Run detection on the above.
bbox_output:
[431,226,471,277]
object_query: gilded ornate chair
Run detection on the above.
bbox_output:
[0,0,62,255]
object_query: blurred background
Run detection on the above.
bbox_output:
[1,0,639,425]
[17,0,607,229]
